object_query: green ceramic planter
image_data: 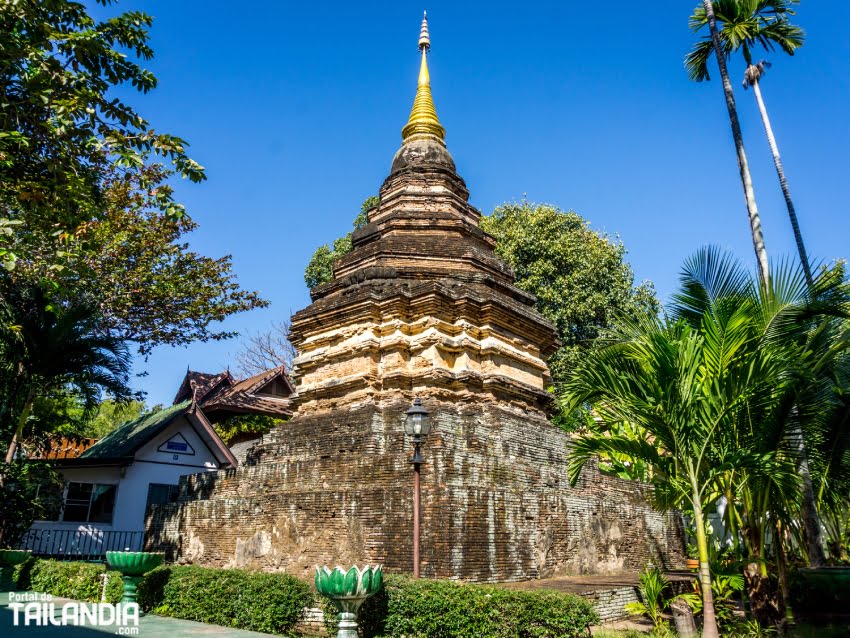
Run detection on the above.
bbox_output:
[793,567,850,624]
[105,551,163,609]
[315,565,383,638]
[0,549,31,591]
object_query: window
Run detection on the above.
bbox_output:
[61,482,117,523]
[145,483,179,518]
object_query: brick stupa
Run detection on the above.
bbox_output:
[148,14,684,581]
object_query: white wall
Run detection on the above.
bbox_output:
[119,414,220,531]
[29,415,221,536]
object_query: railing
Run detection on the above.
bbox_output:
[17,528,144,561]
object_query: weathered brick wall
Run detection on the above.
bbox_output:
[578,587,641,623]
[146,399,685,582]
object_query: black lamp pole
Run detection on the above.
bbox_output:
[404,397,431,579]
[411,439,422,579]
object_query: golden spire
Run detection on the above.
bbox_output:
[401,11,446,143]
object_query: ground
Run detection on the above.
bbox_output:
[504,570,694,594]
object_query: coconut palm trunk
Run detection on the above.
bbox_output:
[4,387,35,464]
[740,52,824,567]
[748,72,813,287]
[747,66,826,560]
[702,0,769,286]
[751,78,825,565]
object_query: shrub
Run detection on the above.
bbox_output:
[322,574,598,638]
[18,558,122,603]
[624,567,670,630]
[137,565,312,635]
[16,559,311,636]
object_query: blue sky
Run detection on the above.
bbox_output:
[105,1,850,406]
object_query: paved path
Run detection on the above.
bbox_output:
[2,591,279,637]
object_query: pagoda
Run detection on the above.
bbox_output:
[147,14,684,581]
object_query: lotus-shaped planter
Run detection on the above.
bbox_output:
[0,549,31,591]
[106,551,163,609]
[315,565,383,638]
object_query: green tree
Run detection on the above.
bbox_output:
[25,392,145,441]
[0,459,63,549]
[671,251,850,622]
[304,234,353,291]
[693,5,828,561]
[214,414,282,446]
[687,0,811,286]
[1,283,134,464]
[481,202,658,386]
[559,248,824,637]
[0,0,204,274]
[686,1,769,286]
[304,196,378,290]
[80,398,148,439]
[63,166,267,355]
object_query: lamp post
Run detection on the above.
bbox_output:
[403,397,431,578]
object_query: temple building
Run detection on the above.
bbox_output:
[147,15,684,581]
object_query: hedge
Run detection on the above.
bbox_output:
[15,558,123,603]
[322,574,599,638]
[14,560,597,638]
[14,559,312,636]
[137,565,313,635]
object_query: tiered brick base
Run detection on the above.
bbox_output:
[147,399,684,581]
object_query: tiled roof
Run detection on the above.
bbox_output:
[201,366,293,418]
[32,437,98,460]
[172,370,233,405]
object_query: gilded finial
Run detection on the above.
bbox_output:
[402,11,445,143]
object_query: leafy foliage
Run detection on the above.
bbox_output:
[681,571,746,631]
[686,0,804,80]
[304,196,378,290]
[305,234,353,290]
[0,282,134,463]
[324,574,598,638]
[62,167,267,355]
[213,414,282,446]
[15,558,123,603]
[481,201,658,387]
[137,565,312,635]
[0,0,205,273]
[624,567,670,630]
[28,393,149,440]
[561,247,850,634]
[0,460,63,548]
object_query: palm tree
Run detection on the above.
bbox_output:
[671,249,850,621]
[687,3,830,567]
[560,247,850,633]
[687,0,811,287]
[687,1,769,286]
[1,283,134,464]
[560,250,804,638]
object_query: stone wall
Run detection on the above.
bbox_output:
[147,399,685,581]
